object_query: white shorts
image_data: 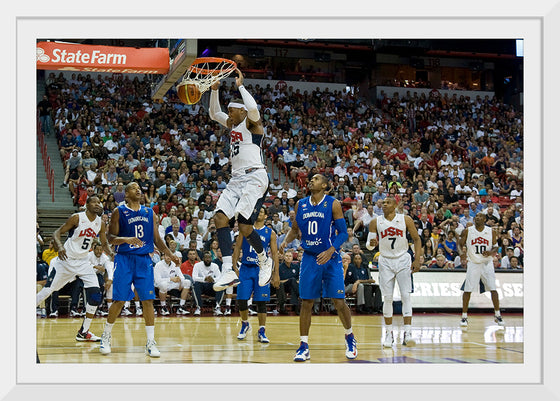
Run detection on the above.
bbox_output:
[463,260,496,292]
[215,169,268,221]
[47,256,99,291]
[378,253,412,297]
[155,279,190,293]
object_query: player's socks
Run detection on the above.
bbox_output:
[301,336,309,343]
[344,327,353,335]
[246,229,264,254]
[146,325,155,342]
[462,312,468,319]
[82,317,93,332]
[495,310,501,317]
[103,322,114,335]
[404,324,412,332]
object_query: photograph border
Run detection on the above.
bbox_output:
[5,1,558,399]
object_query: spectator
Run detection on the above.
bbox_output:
[276,251,300,315]
[191,251,225,316]
[344,253,377,314]
[153,253,191,315]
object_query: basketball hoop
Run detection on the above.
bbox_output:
[177,57,237,96]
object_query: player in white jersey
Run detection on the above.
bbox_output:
[36,196,113,342]
[367,197,422,347]
[208,68,273,292]
[458,212,504,327]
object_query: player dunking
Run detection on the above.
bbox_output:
[232,207,280,343]
[208,68,273,291]
[457,213,505,327]
[367,197,422,348]
[280,174,357,362]
[99,182,181,357]
[36,196,112,342]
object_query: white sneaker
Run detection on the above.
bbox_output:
[145,339,160,358]
[136,307,143,316]
[494,315,505,326]
[194,307,201,316]
[224,308,231,316]
[214,306,223,316]
[460,317,468,327]
[402,331,416,346]
[237,321,251,340]
[160,306,170,316]
[48,311,58,318]
[258,255,273,287]
[121,307,132,316]
[248,307,258,316]
[177,307,190,315]
[99,332,111,355]
[383,331,394,348]
[213,269,240,291]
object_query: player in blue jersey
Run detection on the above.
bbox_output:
[232,207,280,343]
[99,182,181,358]
[280,174,358,361]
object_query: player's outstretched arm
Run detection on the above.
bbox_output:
[209,80,230,128]
[235,69,260,123]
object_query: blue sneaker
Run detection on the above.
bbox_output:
[237,321,251,340]
[345,333,358,359]
[257,327,270,343]
[294,342,310,362]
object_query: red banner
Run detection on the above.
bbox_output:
[36,41,169,74]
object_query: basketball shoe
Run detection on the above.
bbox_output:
[294,342,310,362]
[402,331,416,346]
[99,332,111,355]
[383,331,394,348]
[345,333,358,359]
[257,327,270,343]
[460,317,468,327]
[145,339,160,357]
[237,321,251,340]
[213,270,240,291]
[76,328,101,342]
[494,315,505,326]
[258,255,273,287]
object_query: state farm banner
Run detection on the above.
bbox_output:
[36,41,169,74]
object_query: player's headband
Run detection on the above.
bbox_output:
[227,102,247,111]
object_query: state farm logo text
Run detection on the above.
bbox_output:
[36,46,127,65]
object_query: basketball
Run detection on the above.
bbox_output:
[177,83,202,105]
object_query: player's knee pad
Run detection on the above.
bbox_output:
[237,299,248,312]
[256,301,267,314]
[85,287,102,306]
[401,292,412,317]
[383,295,393,318]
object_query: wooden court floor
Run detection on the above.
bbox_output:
[37,312,523,364]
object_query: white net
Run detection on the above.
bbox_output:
[178,57,237,94]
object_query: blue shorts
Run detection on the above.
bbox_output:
[299,252,345,300]
[113,253,155,301]
[237,264,270,302]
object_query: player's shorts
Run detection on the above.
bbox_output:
[299,252,345,300]
[237,264,270,301]
[378,252,413,297]
[462,260,496,293]
[215,168,268,223]
[46,256,99,291]
[113,253,155,301]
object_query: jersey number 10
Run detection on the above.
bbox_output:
[308,221,318,235]
[474,245,486,254]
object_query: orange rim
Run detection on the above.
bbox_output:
[188,57,237,75]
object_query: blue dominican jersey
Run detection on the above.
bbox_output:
[115,204,154,255]
[241,225,272,267]
[296,195,336,255]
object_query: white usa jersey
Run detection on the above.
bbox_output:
[65,212,102,259]
[466,225,493,264]
[229,117,265,176]
[376,213,408,258]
